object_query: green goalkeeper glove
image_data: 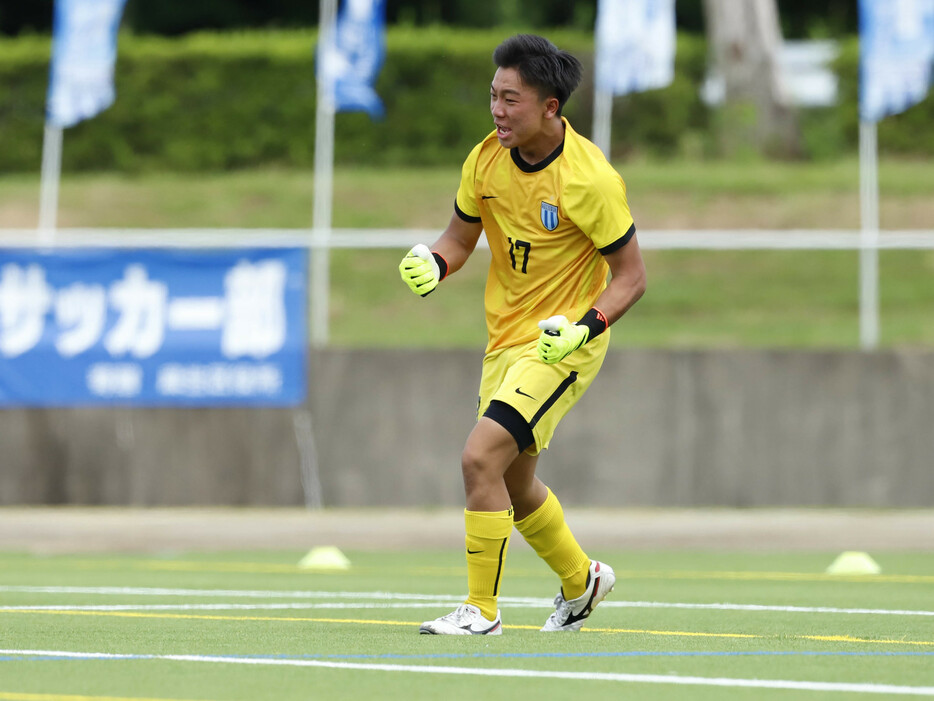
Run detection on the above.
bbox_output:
[537,315,589,364]
[399,244,441,297]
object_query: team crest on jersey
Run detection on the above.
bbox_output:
[540,201,559,231]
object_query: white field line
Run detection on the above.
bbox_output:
[0,603,456,611]
[1,586,932,617]
[2,601,934,617]
[0,585,458,600]
[610,601,934,617]
[1,649,933,696]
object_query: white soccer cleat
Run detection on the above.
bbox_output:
[541,560,616,632]
[419,603,503,635]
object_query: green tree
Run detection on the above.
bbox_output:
[703,0,802,157]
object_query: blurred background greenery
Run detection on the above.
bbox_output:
[1,0,855,37]
[1,28,931,172]
[0,0,930,349]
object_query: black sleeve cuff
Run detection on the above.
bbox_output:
[598,223,635,255]
[454,199,481,223]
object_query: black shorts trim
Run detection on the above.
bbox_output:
[454,200,481,223]
[529,371,579,429]
[599,223,636,255]
[483,400,534,453]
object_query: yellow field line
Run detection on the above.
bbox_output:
[0,609,414,627]
[22,558,931,584]
[0,693,207,701]
[619,570,934,584]
[5,609,933,647]
[143,562,934,584]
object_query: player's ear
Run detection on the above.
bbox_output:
[543,96,560,119]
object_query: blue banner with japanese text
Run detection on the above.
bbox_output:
[0,248,307,406]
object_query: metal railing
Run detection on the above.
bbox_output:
[3,227,933,348]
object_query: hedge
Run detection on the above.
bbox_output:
[0,28,930,173]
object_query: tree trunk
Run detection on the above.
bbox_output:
[703,0,802,157]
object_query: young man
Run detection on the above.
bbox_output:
[399,34,646,635]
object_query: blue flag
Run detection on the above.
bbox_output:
[859,0,934,122]
[318,0,387,119]
[595,0,676,96]
[46,0,128,128]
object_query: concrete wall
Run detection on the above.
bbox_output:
[1,349,932,507]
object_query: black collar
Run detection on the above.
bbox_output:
[510,138,565,173]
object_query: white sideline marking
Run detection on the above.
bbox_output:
[608,601,934,617]
[0,603,451,611]
[2,601,934,617]
[1,649,933,696]
[1,586,932,617]
[0,585,460,600]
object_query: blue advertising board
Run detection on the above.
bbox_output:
[0,248,307,406]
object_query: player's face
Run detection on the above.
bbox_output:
[490,67,551,152]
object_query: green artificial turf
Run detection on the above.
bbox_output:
[1,548,932,701]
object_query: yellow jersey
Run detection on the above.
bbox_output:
[454,118,635,353]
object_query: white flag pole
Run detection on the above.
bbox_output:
[38,123,63,246]
[42,0,128,249]
[858,120,880,349]
[592,0,676,159]
[592,86,613,157]
[311,0,338,347]
[592,0,612,157]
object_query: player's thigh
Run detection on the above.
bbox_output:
[484,334,609,454]
[477,345,519,420]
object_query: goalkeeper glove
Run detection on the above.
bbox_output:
[537,315,589,364]
[399,244,442,297]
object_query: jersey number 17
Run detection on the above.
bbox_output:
[508,238,531,274]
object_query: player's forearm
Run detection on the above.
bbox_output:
[430,217,483,278]
[537,265,646,365]
[589,233,647,328]
[429,238,469,277]
[592,260,647,327]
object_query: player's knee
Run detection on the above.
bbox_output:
[461,445,488,483]
[461,444,504,493]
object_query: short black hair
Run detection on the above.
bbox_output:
[492,34,583,114]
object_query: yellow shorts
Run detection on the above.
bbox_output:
[477,330,610,455]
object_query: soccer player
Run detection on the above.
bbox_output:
[399,34,646,635]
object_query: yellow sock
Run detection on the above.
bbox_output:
[514,488,590,600]
[464,507,513,620]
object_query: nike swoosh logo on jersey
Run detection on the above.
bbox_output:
[481,195,498,200]
[467,549,483,554]
[515,387,535,399]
